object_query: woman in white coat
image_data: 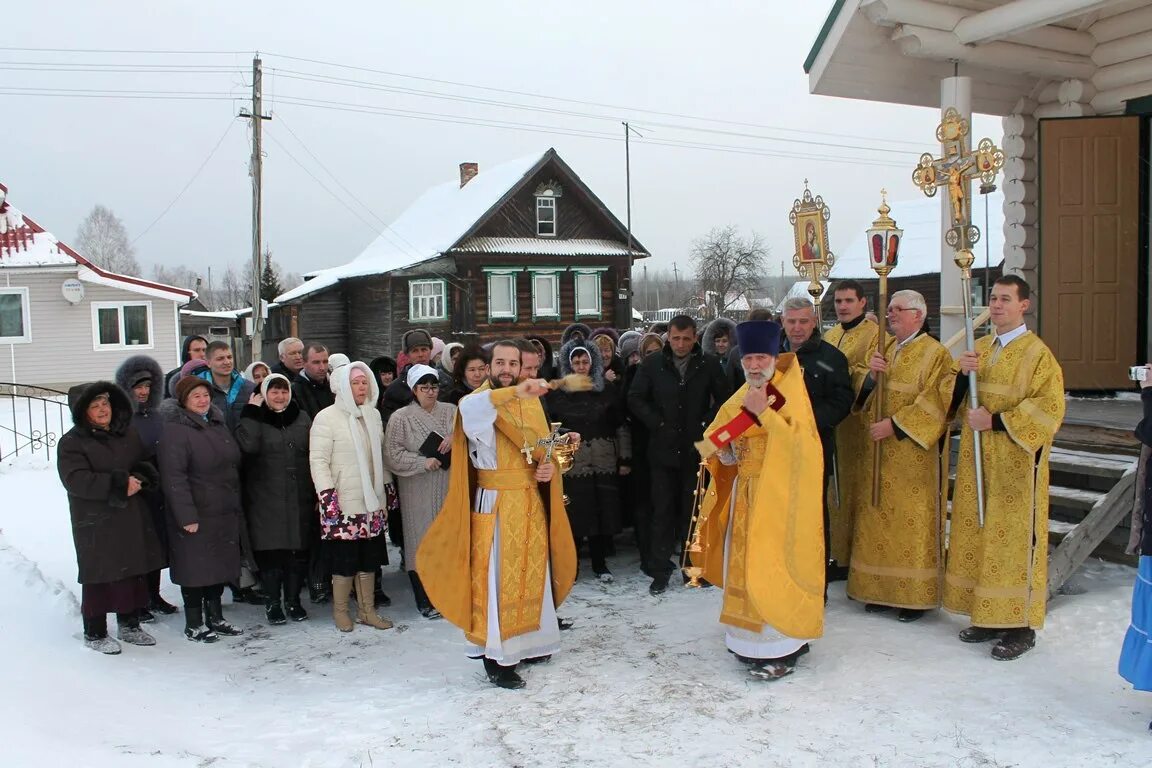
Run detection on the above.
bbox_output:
[309,362,393,632]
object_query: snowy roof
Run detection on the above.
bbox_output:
[834,191,1005,279]
[0,182,196,303]
[452,237,644,258]
[277,152,548,303]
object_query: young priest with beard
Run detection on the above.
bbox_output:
[417,340,579,689]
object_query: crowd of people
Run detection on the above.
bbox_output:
[55,274,1152,722]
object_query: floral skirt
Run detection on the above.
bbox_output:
[323,535,388,577]
[1120,556,1152,691]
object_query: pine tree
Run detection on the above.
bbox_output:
[259,248,283,303]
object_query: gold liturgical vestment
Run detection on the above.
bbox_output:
[694,354,826,641]
[944,331,1064,629]
[416,382,576,645]
[848,334,954,610]
[824,317,880,565]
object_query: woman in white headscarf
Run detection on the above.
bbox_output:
[309,361,393,632]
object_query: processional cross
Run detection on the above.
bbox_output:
[910,107,1004,527]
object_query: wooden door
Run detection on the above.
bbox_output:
[1039,116,1141,390]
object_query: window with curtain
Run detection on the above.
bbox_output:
[0,290,29,342]
[93,302,152,349]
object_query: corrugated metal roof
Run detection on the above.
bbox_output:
[452,237,643,257]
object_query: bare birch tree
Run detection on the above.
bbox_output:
[75,205,141,275]
[691,225,768,319]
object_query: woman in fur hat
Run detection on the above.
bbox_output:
[236,374,316,626]
[58,381,165,654]
[546,340,630,581]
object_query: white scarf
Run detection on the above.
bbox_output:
[332,361,385,516]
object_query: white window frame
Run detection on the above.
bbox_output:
[483,269,518,322]
[573,268,608,320]
[530,269,561,320]
[536,195,557,237]
[408,279,447,322]
[91,301,154,351]
[0,287,32,344]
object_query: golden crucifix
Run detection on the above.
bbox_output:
[911,107,1003,528]
[789,179,835,300]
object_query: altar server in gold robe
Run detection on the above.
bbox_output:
[849,290,954,622]
[693,320,825,680]
[823,279,881,579]
[944,275,1065,661]
[417,340,577,689]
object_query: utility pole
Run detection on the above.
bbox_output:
[623,122,642,329]
[240,54,271,361]
[643,263,649,312]
[672,261,680,303]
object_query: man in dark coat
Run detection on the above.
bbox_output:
[271,337,305,382]
[163,335,207,399]
[199,341,257,432]
[58,381,165,652]
[292,343,335,419]
[779,297,854,572]
[628,314,731,595]
[115,354,179,616]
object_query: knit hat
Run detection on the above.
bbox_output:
[403,329,433,352]
[619,330,642,360]
[174,375,211,406]
[127,369,153,389]
[406,363,439,391]
[179,358,209,381]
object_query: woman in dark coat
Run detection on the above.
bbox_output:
[57,381,164,654]
[546,339,630,581]
[235,373,316,625]
[440,345,488,405]
[159,376,244,643]
[115,354,179,619]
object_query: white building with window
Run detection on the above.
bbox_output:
[270,148,648,359]
[0,183,195,390]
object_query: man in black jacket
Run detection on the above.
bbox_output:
[628,315,731,595]
[292,343,335,418]
[779,297,854,571]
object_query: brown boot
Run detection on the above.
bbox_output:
[331,575,354,632]
[354,572,393,630]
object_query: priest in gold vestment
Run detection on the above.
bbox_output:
[849,290,954,622]
[417,341,577,689]
[693,320,825,680]
[944,275,1065,661]
[824,280,881,577]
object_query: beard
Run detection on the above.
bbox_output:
[490,372,516,389]
[742,362,777,387]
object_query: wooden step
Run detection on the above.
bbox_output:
[1048,484,1107,512]
[1047,447,1135,480]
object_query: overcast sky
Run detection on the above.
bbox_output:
[4,0,1000,288]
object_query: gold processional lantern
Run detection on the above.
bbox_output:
[865,191,902,506]
[789,180,835,301]
[911,107,1004,527]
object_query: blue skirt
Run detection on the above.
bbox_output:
[1119,556,1152,691]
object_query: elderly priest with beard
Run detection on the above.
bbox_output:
[690,320,825,680]
[417,340,578,690]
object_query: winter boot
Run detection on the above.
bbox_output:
[83,615,122,655]
[261,568,286,626]
[148,594,179,615]
[137,608,156,624]
[959,626,1003,644]
[182,595,218,643]
[284,564,308,622]
[204,594,244,636]
[354,572,393,630]
[483,657,526,690]
[991,628,1036,661]
[374,566,392,607]
[408,571,441,619]
[331,575,355,632]
[116,613,156,646]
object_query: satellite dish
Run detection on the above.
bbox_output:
[62,279,85,304]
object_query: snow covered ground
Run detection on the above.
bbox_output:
[3,456,1151,768]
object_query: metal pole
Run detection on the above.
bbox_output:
[871,273,888,506]
[959,266,987,527]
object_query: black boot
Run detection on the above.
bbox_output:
[147,570,179,614]
[182,591,218,643]
[204,592,243,636]
[262,568,286,626]
[284,563,309,622]
[408,571,441,619]
[374,566,391,607]
[483,657,526,690]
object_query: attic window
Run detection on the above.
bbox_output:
[536,196,557,237]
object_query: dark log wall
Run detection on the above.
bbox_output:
[296,288,348,356]
[471,166,624,242]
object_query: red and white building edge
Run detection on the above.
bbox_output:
[0,181,195,390]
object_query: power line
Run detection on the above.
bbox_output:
[0,46,247,55]
[131,119,238,245]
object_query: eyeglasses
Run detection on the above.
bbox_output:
[416,384,440,393]
[886,306,915,316]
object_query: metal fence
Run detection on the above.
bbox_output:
[0,382,71,462]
